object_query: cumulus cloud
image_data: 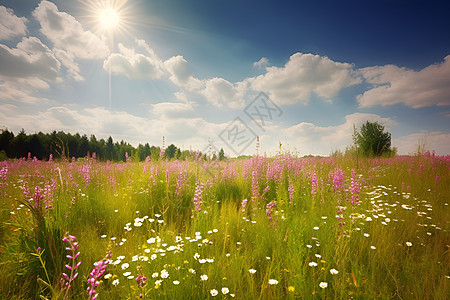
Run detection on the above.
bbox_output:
[164,55,201,89]
[253,57,269,69]
[0,36,60,80]
[164,55,246,109]
[33,0,109,60]
[0,36,59,103]
[0,6,27,40]
[104,43,164,79]
[284,112,395,154]
[357,55,450,108]
[248,52,361,105]
[201,78,246,109]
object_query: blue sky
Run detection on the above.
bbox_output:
[0,0,449,156]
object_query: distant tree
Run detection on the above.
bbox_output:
[106,136,115,161]
[218,148,225,161]
[355,121,392,156]
[0,129,14,157]
[165,144,177,159]
[150,146,160,161]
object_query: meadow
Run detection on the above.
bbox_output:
[0,152,448,299]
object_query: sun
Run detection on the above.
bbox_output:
[98,7,120,30]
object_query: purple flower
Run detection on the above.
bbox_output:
[62,233,81,300]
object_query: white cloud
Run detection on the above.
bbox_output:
[253,57,269,69]
[104,43,164,79]
[164,55,246,109]
[201,78,246,109]
[33,0,109,60]
[0,37,60,80]
[0,104,225,150]
[164,55,201,89]
[151,101,195,118]
[283,113,395,155]
[0,6,27,40]
[393,131,450,155]
[0,36,59,103]
[53,48,83,81]
[357,55,450,108]
[0,79,50,104]
[248,52,361,105]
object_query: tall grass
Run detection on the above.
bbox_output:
[0,153,448,299]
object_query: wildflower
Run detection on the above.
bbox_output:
[200,274,208,281]
[123,272,131,277]
[121,263,129,270]
[288,286,295,292]
[266,201,276,220]
[370,246,376,250]
[155,280,162,289]
[222,287,229,294]
[160,269,169,279]
[210,289,218,296]
[112,279,119,286]
[87,258,110,300]
[268,279,278,285]
[319,282,328,289]
[308,262,317,267]
[364,233,369,237]
[330,269,338,275]
[173,280,180,285]
[62,233,81,299]
[136,267,147,288]
[313,226,319,230]
[288,182,295,200]
[315,254,321,258]
[311,172,317,194]
[251,171,260,202]
[249,269,256,274]
[241,198,248,213]
[193,182,204,211]
[406,242,412,247]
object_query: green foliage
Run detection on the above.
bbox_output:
[0,150,7,161]
[0,129,228,162]
[354,121,392,157]
[0,155,448,299]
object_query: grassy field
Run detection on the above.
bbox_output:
[0,153,448,299]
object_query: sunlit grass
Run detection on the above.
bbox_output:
[0,154,448,299]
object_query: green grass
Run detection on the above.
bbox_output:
[0,154,449,299]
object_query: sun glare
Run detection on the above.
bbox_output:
[99,7,120,30]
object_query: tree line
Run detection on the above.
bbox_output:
[0,129,226,162]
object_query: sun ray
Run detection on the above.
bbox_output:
[98,7,120,30]
[77,0,135,40]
